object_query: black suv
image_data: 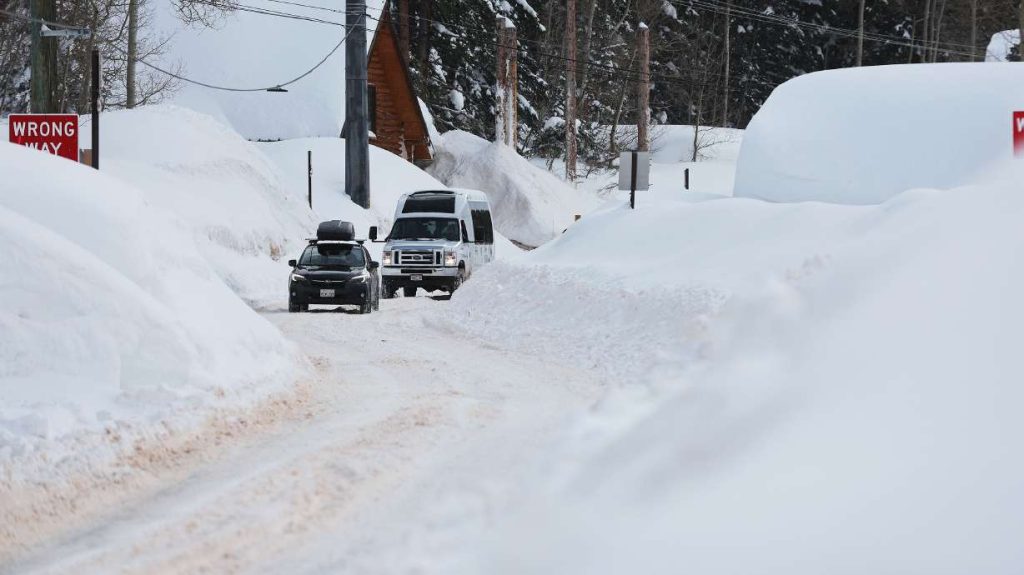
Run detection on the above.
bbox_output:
[288,221,381,314]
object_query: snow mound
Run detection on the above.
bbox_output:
[987,30,1019,62]
[96,105,316,306]
[735,63,1024,205]
[257,136,444,236]
[428,130,589,247]
[445,163,1024,572]
[0,142,297,482]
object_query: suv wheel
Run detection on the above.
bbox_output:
[288,299,305,313]
[359,296,373,315]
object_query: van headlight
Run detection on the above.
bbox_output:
[382,251,392,266]
[444,251,456,266]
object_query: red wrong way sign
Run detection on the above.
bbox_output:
[1015,112,1024,158]
[8,114,79,162]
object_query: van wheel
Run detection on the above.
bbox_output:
[381,280,396,299]
[451,268,466,293]
[403,286,417,298]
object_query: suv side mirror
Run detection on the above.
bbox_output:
[288,259,297,267]
[369,226,378,241]
[368,261,380,271]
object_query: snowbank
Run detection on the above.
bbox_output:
[987,30,1019,62]
[444,165,1024,572]
[429,130,599,247]
[97,105,316,306]
[0,142,298,483]
[151,0,384,140]
[566,125,742,197]
[257,136,444,234]
[735,63,1024,205]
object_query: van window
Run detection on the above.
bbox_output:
[471,209,494,244]
[402,195,456,214]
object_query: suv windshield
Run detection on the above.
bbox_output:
[390,217,460,241]
[299,244,365,268]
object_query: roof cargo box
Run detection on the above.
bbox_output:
[316,220,355,241]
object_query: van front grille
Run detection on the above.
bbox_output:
[396,250,438,266]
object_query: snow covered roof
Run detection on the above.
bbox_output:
[154,0,386,141]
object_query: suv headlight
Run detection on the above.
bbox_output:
[444,250,456,266]
[382,251,392,266]
[290,273,307,283]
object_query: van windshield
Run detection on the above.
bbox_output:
[390,218,460,241]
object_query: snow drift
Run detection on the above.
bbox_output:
[0,141,298,483]
[97,105,316,306]
[445,167,1024,571]
[429,130,594,247]
[735,63,1024,205]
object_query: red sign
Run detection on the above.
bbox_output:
[8,114,79,162]
[1015,112,1024,158]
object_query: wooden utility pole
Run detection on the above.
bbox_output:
[345,0,370,209]
[397,0,410,57]
[565,0,578,183]
[29,0,57,113]
[856,0,865,66]
[495,16,518,148]
[637,22,650,152]
[722,0,731,126]
[127,0,138,108]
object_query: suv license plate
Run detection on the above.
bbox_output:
[410,274,423,281]
[320,289,335,297]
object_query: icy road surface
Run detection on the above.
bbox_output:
[7,297,605,574]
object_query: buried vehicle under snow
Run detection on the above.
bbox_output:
[287,220,381,314]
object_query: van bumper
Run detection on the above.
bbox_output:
[382,266,459,290]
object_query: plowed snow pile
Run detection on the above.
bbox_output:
[444,172,1024,570]
[0,143,299,485]
[429,130,601,247]
[735,63,1024,204]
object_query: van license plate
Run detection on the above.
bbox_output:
[320,289,335,297]
[410,274,423,281]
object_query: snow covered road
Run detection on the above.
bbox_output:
[6,298,606,574]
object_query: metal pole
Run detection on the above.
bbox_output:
[630,150,637,210]
[307,150,313,209]
[685,168,690,191]
[91,48,100,170]
[345,0,370,209]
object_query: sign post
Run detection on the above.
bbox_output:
[8,114,79,161]
[1014,111,1024,158]
[618,151,650,209]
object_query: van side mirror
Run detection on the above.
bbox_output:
[369,226,378,241]
[288,259,297,267]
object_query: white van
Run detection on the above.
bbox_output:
[375,188,495,298]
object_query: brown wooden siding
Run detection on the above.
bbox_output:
[367,7,432,163]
